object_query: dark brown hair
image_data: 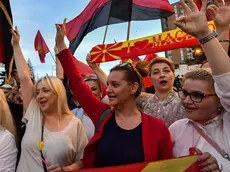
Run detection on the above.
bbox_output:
[148,57,175,75]
[110,62,148,97]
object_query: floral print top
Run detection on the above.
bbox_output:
[137,92,186,127]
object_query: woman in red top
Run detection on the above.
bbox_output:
[55,17,220,170]
[55,20,172,169]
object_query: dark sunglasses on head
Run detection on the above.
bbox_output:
[84,75,98,82]
[112,62,140,81]
[178,88,217,103]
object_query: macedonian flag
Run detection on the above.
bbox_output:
[75,156,199,172]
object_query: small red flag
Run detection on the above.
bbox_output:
[144,53,158,62]
[34,30,50,63]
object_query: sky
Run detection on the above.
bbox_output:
[10,0,178,77]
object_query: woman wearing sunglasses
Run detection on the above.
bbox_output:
[11,27,88,172]
[55,19,173,168]
[169,0,230,171]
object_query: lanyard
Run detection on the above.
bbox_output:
[39,117,48,172]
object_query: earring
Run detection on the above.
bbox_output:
[218,107,222,114]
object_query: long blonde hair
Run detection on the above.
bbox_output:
[0,89,16,137]
[34,76,72,120]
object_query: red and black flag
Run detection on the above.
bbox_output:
[34,30,50,63]
[0,0,14,82]
[66,0,173,54]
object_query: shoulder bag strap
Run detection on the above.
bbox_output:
[95,108,112,133]
[192,122,230,161]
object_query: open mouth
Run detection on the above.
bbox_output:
[185,107,197,112]
[159,80,168,85]
[39,100,47,107]
[108,95,117,100]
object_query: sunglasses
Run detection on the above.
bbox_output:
[112,62,140,82]
[84,75,98,82]
[178,88,217,103]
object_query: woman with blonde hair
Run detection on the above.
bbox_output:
[11,27,88,172]
[0,89,18,171]
[169,0,230,171]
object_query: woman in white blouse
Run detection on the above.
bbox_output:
[169,0,230,171]
[11,27,88,172]
[0,89,17,172]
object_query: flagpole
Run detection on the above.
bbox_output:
[102,25,109,45]
[49,52,56,63]
[126,0,133,41]
[102,3,113,45]
[126,21,131,41]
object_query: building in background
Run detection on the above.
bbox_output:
[161,0,216,65]
[161,1,194,65]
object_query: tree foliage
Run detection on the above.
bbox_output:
[27,58,35,81]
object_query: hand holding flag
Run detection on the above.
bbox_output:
[195,148,220,172]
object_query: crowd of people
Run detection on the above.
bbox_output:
[0,0,230,171]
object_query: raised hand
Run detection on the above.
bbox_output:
[55,18,67,53]
[174,0,211,39]
[86,53,98,69]
[11,26,20,47]
[208,0,230,31]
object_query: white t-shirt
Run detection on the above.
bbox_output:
[0,126,17,172]
[17,99,88,172]
[71,108,95,141]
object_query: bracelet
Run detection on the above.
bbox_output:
[219,39,229,42]
[199,31,218,45]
